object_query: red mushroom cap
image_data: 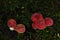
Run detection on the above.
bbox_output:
[32,20,46,30]
[37,20,46,30]
[32,23,38,30]
[45,17,53,26]
[7,19,16,28]
[31,13,44,22]
[14,24,25,33]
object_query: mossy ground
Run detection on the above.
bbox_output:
[0,0,60,40]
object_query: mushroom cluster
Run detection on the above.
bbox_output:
[31,13,54,30]
[7,19,25,33]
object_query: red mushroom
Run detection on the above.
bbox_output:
[37,20,46,30]
[45,17,53,26]
[7,19,16,30]
[32,23,38,30]
[31,13,44,22]
[14,24,25,33]
[32,20,46,30]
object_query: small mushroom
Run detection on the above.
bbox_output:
[31,13,44,22]
[32,23,38,30]
[14,24,25,33]
[7,19,16,30]
[37,20,46,30]
[45,17,53,26]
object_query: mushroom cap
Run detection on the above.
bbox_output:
[32,20,46,30]
[31,13,44,22]
[37,20,46,30]
[32,23,38,30]
[7,19,16,28]
[14,24,25,33]
[45,17,53,26]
